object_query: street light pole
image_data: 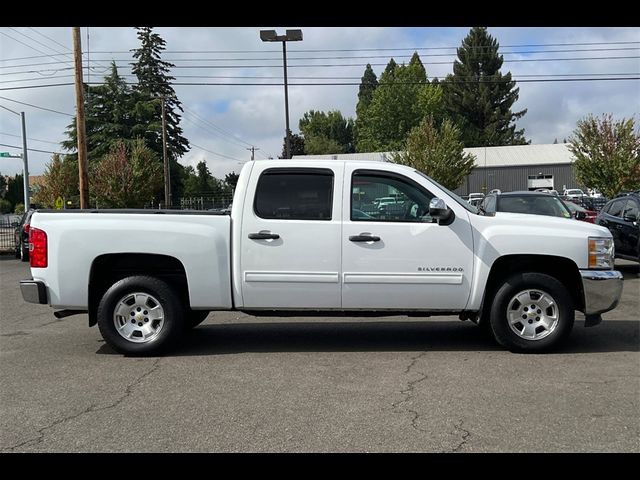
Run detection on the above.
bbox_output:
[282,39,291,159]
[260,29,303,159]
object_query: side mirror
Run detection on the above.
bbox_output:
[429,198,455,226]
[623,213,637,223]
[575,211,587,221]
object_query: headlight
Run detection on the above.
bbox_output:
[588,237,614,269]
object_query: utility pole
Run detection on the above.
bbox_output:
[73,27,89,209]
[20,112,29,211]
[160,96,170,207]
[246,146,259,160]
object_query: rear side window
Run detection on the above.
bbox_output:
[255,169,334,220]
[623,200,638,219]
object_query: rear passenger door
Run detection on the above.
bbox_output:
[239,164,343,309]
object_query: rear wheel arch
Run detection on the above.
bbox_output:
[88,253,190,327]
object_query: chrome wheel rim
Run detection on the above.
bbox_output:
[113,292,165,343]
[506,289,559,341]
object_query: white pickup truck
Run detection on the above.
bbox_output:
[20,160,623,355]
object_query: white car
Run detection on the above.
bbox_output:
[563,189,586,200]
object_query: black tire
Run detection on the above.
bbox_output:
[20,242,29,262]
[489,272,574,353]
[97,276,184,356]
[186,310,209,329]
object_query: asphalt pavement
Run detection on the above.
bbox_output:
[1,256,638,452]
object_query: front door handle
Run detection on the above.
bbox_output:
[349,234,380,242]
[248,232,280,240]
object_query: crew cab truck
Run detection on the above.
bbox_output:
[20,160,623,355]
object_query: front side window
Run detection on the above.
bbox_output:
[255,169,334,220]
[607,200,625,218]
[351,170,434,222]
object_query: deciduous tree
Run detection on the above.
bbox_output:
[392,117,476,190]
[569,114,640,197]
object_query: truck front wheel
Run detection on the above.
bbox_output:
[489,272,574,353]
[97,275,185,355]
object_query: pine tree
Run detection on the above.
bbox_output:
[131,27,190,199]
[442,27,528,147]
[62,62,134,162]
[356,64,378,118]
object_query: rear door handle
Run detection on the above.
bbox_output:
[248,232,280,240]
[349,234,380,242]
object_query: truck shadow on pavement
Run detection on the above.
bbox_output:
[96,318,640,356]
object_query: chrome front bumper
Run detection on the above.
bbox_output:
[579,270,623,316]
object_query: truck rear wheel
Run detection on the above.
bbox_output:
[489,272,574,353]
[97,275,185,355]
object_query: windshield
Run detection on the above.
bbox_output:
[414,170,479,214]
[497,195,572,218]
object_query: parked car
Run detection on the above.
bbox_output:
[564,201,597,223]
[595,192,640,263]
[14,209,35,262]
[535,188,559,196]
[563,188,586,201]
[468,192,484,203]
[480,191,572,219]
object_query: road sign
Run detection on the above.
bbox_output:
[1,152,11,157]
[55,197,64,210]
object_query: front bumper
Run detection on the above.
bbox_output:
[579,269,623,316]
[20,279,48,304]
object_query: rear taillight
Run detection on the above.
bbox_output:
[29,227,47,268]
[23,223,30,235]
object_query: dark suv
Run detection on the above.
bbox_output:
[596,192,640,263]
[14,209,35,262]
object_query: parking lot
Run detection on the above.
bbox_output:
[1,256,638,452]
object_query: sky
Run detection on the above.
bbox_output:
[0,26,639,180]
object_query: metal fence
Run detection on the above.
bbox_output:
[0,215,19,253]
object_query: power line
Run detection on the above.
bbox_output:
[0,142,63,155]
[0,95,73,116]
[182,105,257,148]
[26,27,72,54]
[82,41,640,55]
[3,46,639,68]
[3,72,640,85]
[3,41,639,64]
[7,27,70,58]
[0,131,61,145]
[0,31,51,56]
[189,142,243,161]
[182,115,253,153]
[2,75,639,92]
[3,54,640,74]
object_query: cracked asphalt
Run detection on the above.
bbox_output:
[1,256,638,452]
